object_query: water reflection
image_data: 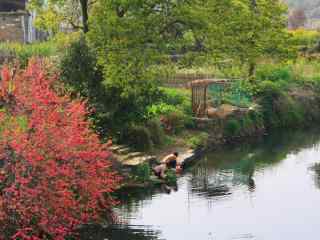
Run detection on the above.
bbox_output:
[310,163,320,189]
[90,129,320,240]
[79,224,161,240]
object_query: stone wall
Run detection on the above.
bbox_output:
[0,12,28,43]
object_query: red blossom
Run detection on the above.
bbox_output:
[0,60,120,239]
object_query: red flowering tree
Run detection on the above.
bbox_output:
[0,60,120,239]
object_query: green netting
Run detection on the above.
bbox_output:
[208,81,252,108]
[208,84,224,107]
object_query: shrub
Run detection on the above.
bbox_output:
[133,163,151,183]
[59,37,110,135]
[146,118,166,145]
[60,37,104,99]
[248,110,264,129]
[222,80,254,108]
[163,111,187,134]
[289,29,320,48]
[256,80,283,128]
[165,169,177,185]
[0,61,120,239]
[224,119,241,137]
[277,97,305,128]
[187,132,209,149]
[256,64,293,83]
[256,80,306,129]
[146,102,188,134]
[124,125,153,151]
[161,87,190,105]
[146,103,177,119]
[161,87,193,116]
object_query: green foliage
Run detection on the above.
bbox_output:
[102,64,162,130]
[240,115,254,134]
[87,0,201,131]
[123,125,153,151]
[60,37,103,98]
[248,110,264,129]
[224,81,253,108]
[205,0,295,76]
[161,87,193,116]
[165,169,177,185]
[255,80,283,128]
[28,0,89,34]
[60,36,162,136]
[146,87,194,133]
[133,163,151,183]
[289,29,320,48]
[187,132,209,149]
[256,65,293,82]
[224,119,241,137]
[256,80,306,129]
[146,119,166,146]
[165,111,187,134]
[59,37,111,134]
[161,88,190,106]
[0,112,29,135]
[0,42,57,66]
[280,99,305,127]
[146,103,177,119]
[256,80,283,96]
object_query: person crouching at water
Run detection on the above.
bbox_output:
[153,163,167,179]
[162,152,179,168]
[153,152,182,179]
[153,162,182,179]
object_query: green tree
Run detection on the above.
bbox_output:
[87,0,207,132]
[204,0,294,77]
[28,0,93,33]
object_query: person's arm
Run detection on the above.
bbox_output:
[164,154,176,164]
[161,154,170,164]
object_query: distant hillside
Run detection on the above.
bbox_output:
[285,0,320,19]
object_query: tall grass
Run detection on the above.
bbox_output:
[289,29,320,49]
[0,41,58,66]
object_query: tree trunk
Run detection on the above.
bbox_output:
[248,62,256,79]
[80,0,89,33]
[251,0,257,10]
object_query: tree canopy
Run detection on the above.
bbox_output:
[28,0,92,33]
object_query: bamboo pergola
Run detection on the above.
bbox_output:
[191,79,230,117]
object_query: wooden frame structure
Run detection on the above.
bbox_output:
[191,79,229,117]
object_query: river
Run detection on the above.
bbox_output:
[81,129,320,240]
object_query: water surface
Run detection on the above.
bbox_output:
[84,129,320,240]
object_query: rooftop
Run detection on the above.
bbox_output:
[0,0,26,12]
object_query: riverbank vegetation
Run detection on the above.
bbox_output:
[1,0,320,238]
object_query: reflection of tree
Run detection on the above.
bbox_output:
[100,128,320,240]
[188,159,231,199]
[188,129,320,198]
[311,163,320,189]
[79,224,161,240]
[115,185,170,219]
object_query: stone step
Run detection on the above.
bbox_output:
[117,147,131,155]
[108,145,125,152]
[123,152,144,160]
[123,156,148,166]
[123,155,156,167]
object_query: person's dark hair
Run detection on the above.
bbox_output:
[173,152,179,157]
